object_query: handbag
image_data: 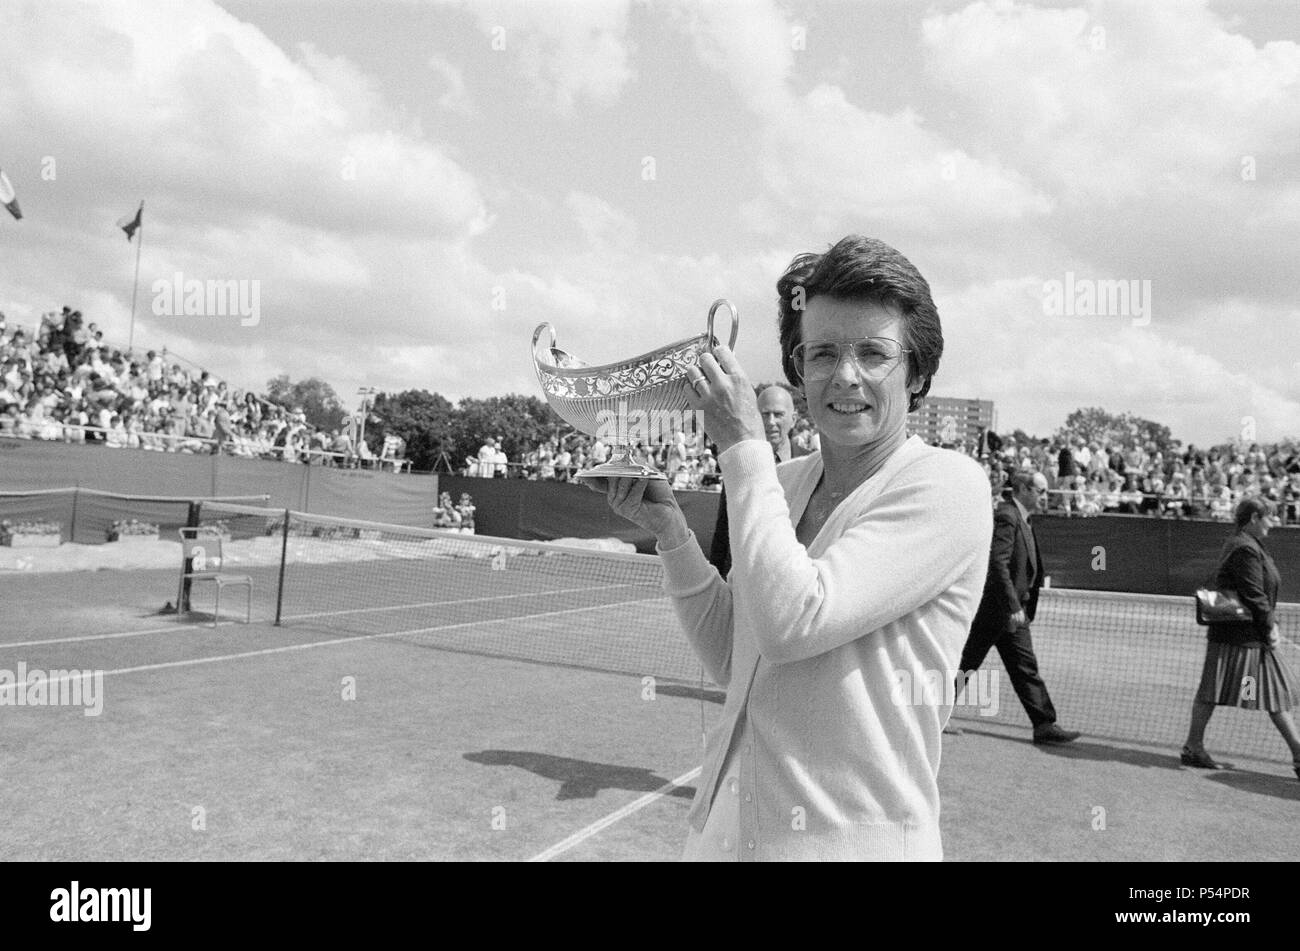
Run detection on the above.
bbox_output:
[1194,588,1252,626]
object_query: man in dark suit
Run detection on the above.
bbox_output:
[708,385,805,577]
[952,471,1081,744]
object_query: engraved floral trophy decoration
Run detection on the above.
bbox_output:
[531,299,739,481]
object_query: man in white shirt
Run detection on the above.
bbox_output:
[477,437,497,478]
[1073,438,1092,472]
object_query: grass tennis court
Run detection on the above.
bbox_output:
[2,531,1298,861]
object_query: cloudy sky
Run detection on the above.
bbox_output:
[1,0,1297,445]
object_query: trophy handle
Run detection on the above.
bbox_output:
[532,323,557,361]
[706,299,739,353]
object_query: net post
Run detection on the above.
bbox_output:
[274,507,290,626]
[181,501,200,613]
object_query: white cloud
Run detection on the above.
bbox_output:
[0,1,489,237]
[3,0,1298,450]
[459,0,635,115]
[920,0,1300,205]
[669,0,1054,238]
[428,54,473,114]
[934,276,1300,444]
[565,191,637,253]
[0,0,496,399]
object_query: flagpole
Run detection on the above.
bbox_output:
[127,200,144,354]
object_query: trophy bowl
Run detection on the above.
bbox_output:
[532,299,739,481]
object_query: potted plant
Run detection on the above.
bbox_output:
[106,519,161,543]
[0,519,62,548]
[199,520,233,542]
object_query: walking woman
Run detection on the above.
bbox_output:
[1182,497,1300,776]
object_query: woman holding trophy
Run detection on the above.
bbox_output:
[593,236,993,861]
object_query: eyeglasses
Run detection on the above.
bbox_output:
[791,337,911,383]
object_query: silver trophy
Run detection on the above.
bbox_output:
[532,299,739,481]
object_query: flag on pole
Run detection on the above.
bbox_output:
[117,202,143,241]
[0,169,21,220]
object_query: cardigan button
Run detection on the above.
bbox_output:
[747,840,755,851]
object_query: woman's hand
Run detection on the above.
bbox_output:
[1269,623,1281,649]
[683,345,766,456]
[588,476,690,549]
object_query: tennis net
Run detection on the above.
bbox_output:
[195,501,701,683]
[195,501,1300,765]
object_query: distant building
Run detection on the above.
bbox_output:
[908,396,995,448]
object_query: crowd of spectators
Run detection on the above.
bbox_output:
[6,313,1296,527]
[968,430,1300,525]
[471,418,822,492]
[433,491,475,532]
[463,409,1299,528]
[0,308,406,469]
[467,432,726,491]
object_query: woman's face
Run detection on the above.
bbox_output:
[795,297,919,450]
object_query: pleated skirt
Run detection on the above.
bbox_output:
[1195,641,1299,712]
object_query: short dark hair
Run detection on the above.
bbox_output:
[1234,496,1276,529]
[1008,472,1037,495]
[776,235,943,412]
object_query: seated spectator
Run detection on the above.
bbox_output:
[1137,475,1162,516]
[699,448,721,489]
[187,412,215,453]
[379,434,406,471]
[1076,472,1103,516]
[330,428,354,467]
[272,424,295,462]
[1208,480,1235,521]
[1284,473,1300,525]
[457,493,476,533]
[1100,472,1123,513]
[433,492,462,530]
[63,403,88,444]
[671,458,692,491]
[94,403,113,444]
[0,401,20,437]
[1186,472,1211,519]
[1163,471,1190,518]
[105,414,127,448]
[306,428,329,464]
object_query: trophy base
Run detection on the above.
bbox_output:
[573,452,665,481]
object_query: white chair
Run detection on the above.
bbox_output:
[177,527,252,626]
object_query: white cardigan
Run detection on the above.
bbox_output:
[659,436,992,860]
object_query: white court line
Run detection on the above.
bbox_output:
[288,581,649,622]
[0,595,663,697]
[1,622,206,650]
[528,766,702,863]
[0,581,659,650]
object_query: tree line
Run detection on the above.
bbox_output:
[268,377,1275,475]
[265,376,564,472]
